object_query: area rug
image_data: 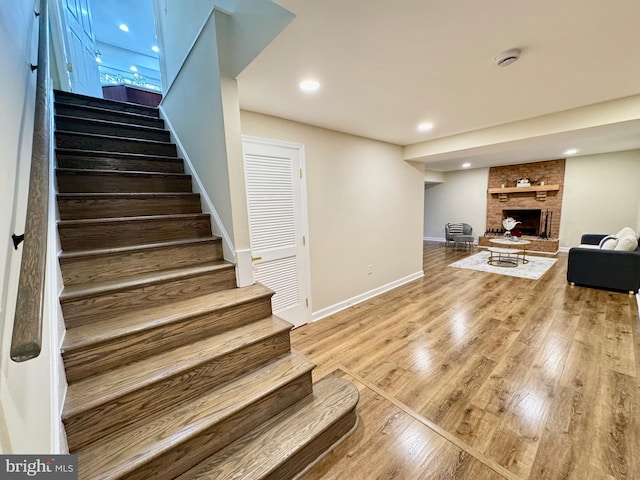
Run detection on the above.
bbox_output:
[449,251,557,280]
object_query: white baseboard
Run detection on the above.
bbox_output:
[158,106,235,262]
[558,246,571,253]
[311,271,424,322]
[424,236,445,242]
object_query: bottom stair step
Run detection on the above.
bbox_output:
[177,377,359,480]
[76,352,316,480]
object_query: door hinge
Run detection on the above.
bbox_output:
[299,168,302,179]
[305,298,309,307]
[302,235,306,246]
[67,62,73,73]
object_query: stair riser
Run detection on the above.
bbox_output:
[57,195,201,220]
[56,152,184,173]
[60,240,222,286]
[56,173,192,194]
[55,104,165,129]
[58,216,212,251]
[56,132,177,156]
[54,92,159,118]
[64,331,292,451]
[61,267,237,328]
[56,116,170,142]
[63,296,273,382]
[126,372,313,480]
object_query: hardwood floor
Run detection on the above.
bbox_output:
[292,242,639,479]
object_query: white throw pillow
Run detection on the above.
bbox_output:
[599,235,618,250]
[614,234,638,251]
[615,226,637,239]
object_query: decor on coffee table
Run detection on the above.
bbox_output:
[502,217,521,239]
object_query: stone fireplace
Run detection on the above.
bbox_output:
[479,159,566,253]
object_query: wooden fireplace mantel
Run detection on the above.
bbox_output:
[488,184,560,202]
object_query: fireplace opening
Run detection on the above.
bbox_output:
[503,209,542,236]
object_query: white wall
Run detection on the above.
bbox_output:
[423,168,489,240]
[0,0,38,453]
[240,111,425,313]
[153,0,216,92]
[0,0,63,454]
[561,150,640,247]
[158,8,236,253]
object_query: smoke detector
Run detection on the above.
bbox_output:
[495,48,521,67]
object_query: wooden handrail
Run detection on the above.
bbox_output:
[10,0,51,362]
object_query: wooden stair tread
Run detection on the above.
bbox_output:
[56,148,180,163]
[55,130,172,146]
[72,352,314,480]
[62,283,273,351]
[55,113,168,134]
[64,315,295,418]
[57,192,198,199]
[55,102,164,124]
[58,237,219,261]
[56,168,189,179]
[54,90,160,117]
[58,212,208,227]
[178,377,359,480]
[60,261,232,300]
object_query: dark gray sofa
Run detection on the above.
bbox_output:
[567,233,640,294]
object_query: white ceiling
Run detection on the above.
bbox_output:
[236,0,640,170]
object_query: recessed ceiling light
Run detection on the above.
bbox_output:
[462,162,471,168]
[119,24,129,32]
[151,45,159,53]
[417,122,434,132]
[130,65,138,72]
[564,148,578,156]
[299,80,320,93]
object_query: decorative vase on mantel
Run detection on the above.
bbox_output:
[502,217,521,240]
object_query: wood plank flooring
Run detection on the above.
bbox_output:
[292,242,639,479]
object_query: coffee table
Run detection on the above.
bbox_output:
[488,238,531,265]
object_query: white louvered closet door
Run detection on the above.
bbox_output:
[243,138,310,327]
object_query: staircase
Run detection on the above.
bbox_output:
[53,90,358,479]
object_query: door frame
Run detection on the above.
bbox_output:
[49,0,72,91]
[241,135,312,326]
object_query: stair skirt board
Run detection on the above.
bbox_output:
[53,90,357,479]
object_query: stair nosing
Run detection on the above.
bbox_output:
[57,192,199,199]
[60,261,233,301]
[62,284,274,351]
[72,351,313,480]
[57,212,209,227]
[54,104,164,124]
[55,113,169,135]
[55,148,181,163]
[63,319,298,418]
[55,168,190,179]
[55,130,173,146]
[58,237,221,260]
